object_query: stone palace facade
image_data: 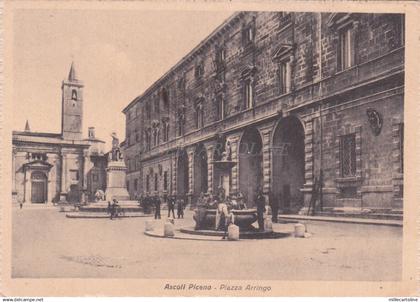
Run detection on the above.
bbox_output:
[12,64,107,204]
[122,12,404,213]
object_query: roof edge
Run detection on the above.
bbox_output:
[122,11,243,113]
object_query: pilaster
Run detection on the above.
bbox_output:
[203,141,216,195]
[256,122,276,195]
[225,133,241,194]
[171,154,177,195]
[187,148,195,195]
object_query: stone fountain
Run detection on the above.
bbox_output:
[66,133,149,218]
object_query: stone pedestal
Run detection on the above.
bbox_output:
[105,160,129,201]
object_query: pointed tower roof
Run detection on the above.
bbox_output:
[68,62,77,81]
[24,120,30,132]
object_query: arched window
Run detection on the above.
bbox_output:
[71,89,78,100]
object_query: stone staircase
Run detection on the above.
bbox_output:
[311,207,403,221]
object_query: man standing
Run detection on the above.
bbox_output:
[154,193,161,219]
[167,193,175,218]
[176,197,184,219]
[256,189,266,232]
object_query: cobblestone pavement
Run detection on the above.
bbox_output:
[12,206,402,280]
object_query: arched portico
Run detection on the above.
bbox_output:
[193,143,208,197]
[176,149,189,199]
[239,127,263,207]
[272,116,305,213]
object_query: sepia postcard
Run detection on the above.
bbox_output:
[1,0,419,297]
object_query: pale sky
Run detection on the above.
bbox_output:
[12,9,233,148]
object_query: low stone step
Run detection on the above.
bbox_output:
[66,212,152,219]
[315,211,403,221]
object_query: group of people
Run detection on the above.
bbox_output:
[194,187,267,238]
[139,193,186,220]
[138,185,278,236]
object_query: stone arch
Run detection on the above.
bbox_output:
[176,149,189,199]
[239,127,263,207]
[193,143,208,198]
[272,115,305,213]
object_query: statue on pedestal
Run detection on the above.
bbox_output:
[110,132,123,161]
[221,139,232,161]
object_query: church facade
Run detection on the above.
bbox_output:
[122,12,404,214]
[12,64,107,204]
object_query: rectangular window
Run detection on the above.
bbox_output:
[196,103,204,128]
[340,134,356,177]
[216,47,226,71]
[154,173,158,191]
[278,61,290,95]
[244,80,253,109]
[127,180,130,192]
[177,122,183,137]
[146,174,150,192]
[195,64,204,79]
[162,89,169,111]
[70,169,79,181]
[163,171,168,191]
[134,179,138,191]
[216,94,224,121]
[243,26,254,45]
[146,102,151,119]
[338,26,355,71]
[154,99,160,114]
[163,123,169,142]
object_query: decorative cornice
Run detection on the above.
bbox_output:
[122,12,245,113]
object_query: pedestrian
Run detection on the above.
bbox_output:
[110,199,119,219]
[109,200,115,220]
[256,189,266,232]
[216,199,230,239]
[19,201,23,209]
[154,193,161,219]
[167,194,175,218]
[269,191,279,223]
[177,197,184,219]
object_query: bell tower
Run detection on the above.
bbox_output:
[61,62,83,140]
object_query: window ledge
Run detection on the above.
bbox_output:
[335,177,362,186]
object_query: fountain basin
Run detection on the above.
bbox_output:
[193,208,258,231]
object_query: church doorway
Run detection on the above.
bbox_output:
[176,149,189,199]
[31,171,47,203]
[239,127,263,207]
[272,116,305,213]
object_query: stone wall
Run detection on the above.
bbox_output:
[122,11,405,211]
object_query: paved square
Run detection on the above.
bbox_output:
[12,206,402,280]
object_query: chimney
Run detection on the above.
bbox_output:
[88,127,95,139]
